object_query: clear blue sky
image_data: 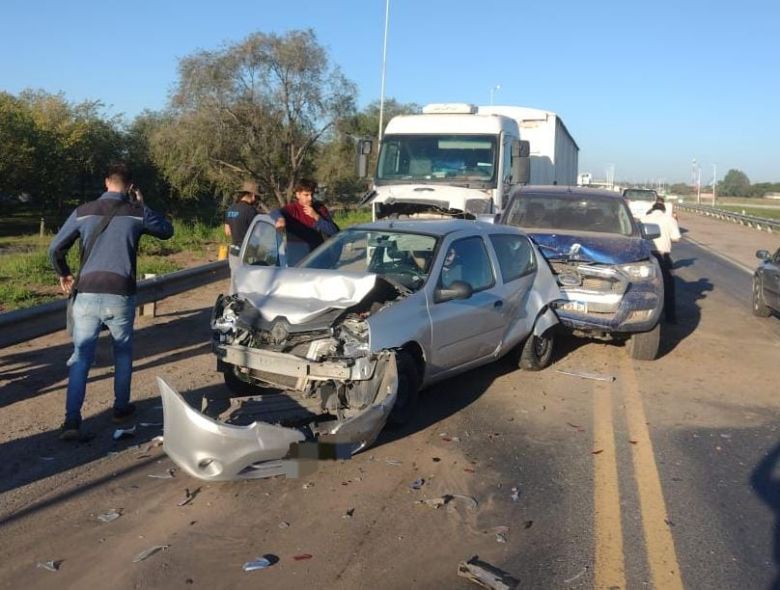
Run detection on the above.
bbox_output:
[2,0,778,183]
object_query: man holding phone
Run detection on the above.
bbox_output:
[49,162,174,441]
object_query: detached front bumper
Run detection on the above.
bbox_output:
[158,353,398,482]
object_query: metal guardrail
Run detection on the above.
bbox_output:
[0,260,228,349]
[678,204,780,233]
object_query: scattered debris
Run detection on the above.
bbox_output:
[39,456,55,461]
[97,509,122,523]
[565,422,581,429]
[432,457,441,462]
[563,566,588,584]
[177,487,200,507]
[629,440,638,445]
[419,494,478,511]
[242,557,272,572]
[510,487,520,503]
[343,508,355,519]
[113,426,136,441]
[457,555,520,590]
[278,521,290,529]
[523,520,534,529]
[410,478,425,490]
[665,518,675,527]
[302,482,315,489]
[133,545,169,563]
[556,369,615,382]
[384,458,402,466]
[139,422,163,428]
[36,560,62,572]
[464,468,476,474]
[720,433,732,439]
[421,496,450,509]
[148,468,175,479]
[496,533,507,544]
[293,554,313,561]
[591,449,604,455]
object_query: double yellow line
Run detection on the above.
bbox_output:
[593,357,684,590]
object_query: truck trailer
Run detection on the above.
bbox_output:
[363,103,578,220]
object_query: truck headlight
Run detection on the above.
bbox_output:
[619,261,656,280]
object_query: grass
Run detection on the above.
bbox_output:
[332,208,372,227]
[718,206,780,220]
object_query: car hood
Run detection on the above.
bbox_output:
[528,232,651,265]
[232,266,379,325]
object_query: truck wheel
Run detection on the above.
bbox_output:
[387,351,420,427]
[519,328,555,371]
[752,278,772,317]
[223,367,259,396]
[625,322,660,361]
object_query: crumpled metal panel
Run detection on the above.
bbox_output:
[231,266,378,325]
[158,353,397,482]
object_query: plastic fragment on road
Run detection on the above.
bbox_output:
[592,449,604,455]
[139,422,163,427]
[148,468,176,479]
[496,533,507,544]
[563,566,588,584]
[302,481,314,489]
[555,369,615,382]
[384,458,402,466]
[510,487,520,502]
[242,557,273,572]
[410,478,425,490]
[524,520,533,529]
[132,545,169,563]
[97,509,121,523]
[419,494,478,511]
[177,487,200,507]
[39,456,55,461]
[113,426,136,441]
[36,560,62,572]
[278,521,290,529]
[343,508,355,519]
[457,555,520,590]
[293,554,313,561]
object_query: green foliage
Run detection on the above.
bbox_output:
[669,183,693,195]
[149,29,357,208]
[331,208,372,227]
[718,169,751,197]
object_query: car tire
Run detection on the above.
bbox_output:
[387,351,420,427]
[518,328,555,371]
[222,367,259,396]
[752,277,772,317]
[625,322,660,361]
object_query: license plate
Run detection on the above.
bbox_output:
[561,301,588,313]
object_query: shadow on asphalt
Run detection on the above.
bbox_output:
[751,439,780,590]
[657,275,714,358]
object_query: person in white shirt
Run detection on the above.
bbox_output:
[643,202,681,323]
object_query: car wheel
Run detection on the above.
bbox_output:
[519,328,555,371]
[752,277,772,317]
[625,322,660,361]
[387,351,420,427]
[222,366,259,396]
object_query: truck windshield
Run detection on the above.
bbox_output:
[376,134,497,187]
[623,189,657,201]
[505,195,635,236]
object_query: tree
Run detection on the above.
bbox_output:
[718,169,751,197]
[150,30,356,207]
[669,183,693,196]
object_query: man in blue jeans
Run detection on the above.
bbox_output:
[49,163,174,441]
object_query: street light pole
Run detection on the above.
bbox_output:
[489,84,501,105]
[377,0,390,144]
[712,163,717,204]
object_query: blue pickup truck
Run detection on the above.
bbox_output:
[499,185,664,360]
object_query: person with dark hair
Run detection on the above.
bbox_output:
[224,180,260,275]
[48,162,174,441]
[270,179,339,251]
[643,201,681,323]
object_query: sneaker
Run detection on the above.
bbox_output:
[112,403,136,424]
[59,419,81,441]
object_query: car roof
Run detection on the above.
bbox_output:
[349,219,510,237]
[512,185,625,200]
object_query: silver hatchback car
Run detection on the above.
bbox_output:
[158,218,561,481]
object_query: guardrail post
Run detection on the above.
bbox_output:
[139,273,157,317]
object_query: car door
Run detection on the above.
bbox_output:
[427,234,507,375]
[767,248,780,310]
[487,233,539,349]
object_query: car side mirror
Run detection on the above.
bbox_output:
[756,249,770,260]
[640,222,661,240]
[434,280,474,303]
[511,140,530,185]
[356,138,373,178]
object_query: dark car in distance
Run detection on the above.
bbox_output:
[753,247,780,318]
[499,186,665,360]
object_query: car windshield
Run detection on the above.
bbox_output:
[299,228,439,292]
[506,195,635,236]
[623,189,657,201]
[376,134,497,187]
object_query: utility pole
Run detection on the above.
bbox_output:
[377,0,390,144]
[712,163,717,204]
[489,84,501,105]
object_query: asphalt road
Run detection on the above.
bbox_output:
[1,238,779,589]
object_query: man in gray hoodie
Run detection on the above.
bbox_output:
[49,162,174,440]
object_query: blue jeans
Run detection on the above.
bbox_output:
[66,293,136,424]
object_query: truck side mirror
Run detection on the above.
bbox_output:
[356,139,373,178]
[511,140,530,185]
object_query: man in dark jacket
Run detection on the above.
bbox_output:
[270,179,339,252]
[49,163,174,441]
[224,179,260,274]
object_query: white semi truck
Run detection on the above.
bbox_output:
[360,103,578,219]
